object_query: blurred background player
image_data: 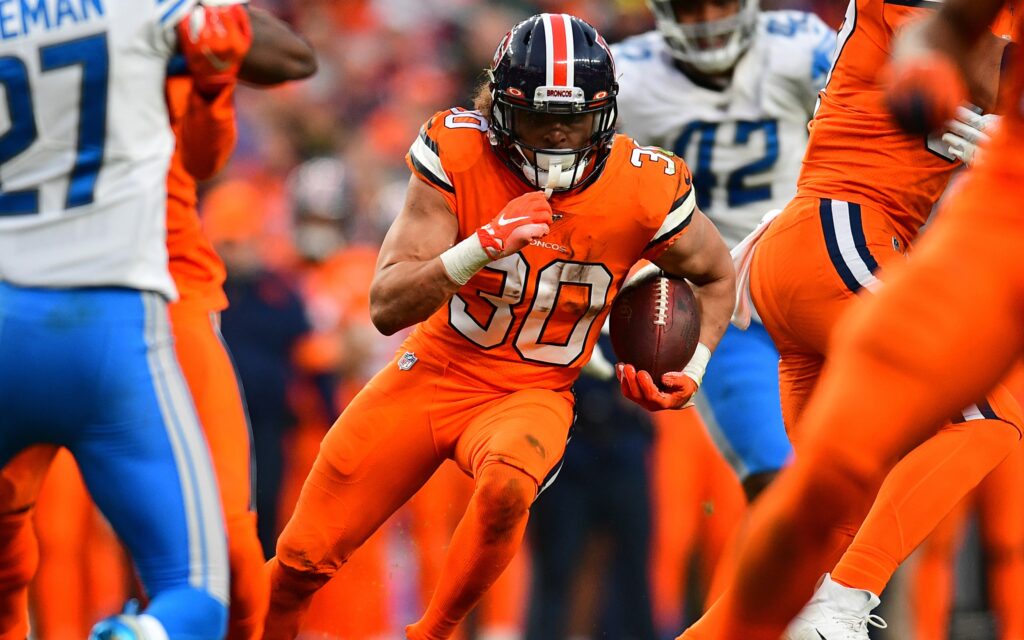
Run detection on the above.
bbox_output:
[680,0,1024,638]
[0,7,317,638]
[526,333,659,640]
[0,0,246,637]
[264,12,736,639]
[614,0,834,502]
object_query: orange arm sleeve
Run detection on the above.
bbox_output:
[179,82,238,181]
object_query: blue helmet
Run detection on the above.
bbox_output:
[488,13,619,192]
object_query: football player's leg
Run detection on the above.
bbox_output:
[685,186,1024,640]
[266,361,444,640]
[976,441,1024,638]
[170,304,267,640]
[910,503,967,640]
[698,322,791,502]
[407,389,574,640]
[0,446,56,640]
[831,391,1020,597]
[73,293,228,639]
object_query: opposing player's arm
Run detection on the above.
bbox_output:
[239,8,317,85]
[653,207,735,354]
[369,176,463,336]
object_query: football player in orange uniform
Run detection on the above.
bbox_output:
[263,13,736,640]
[0,5,315,639]
[681,0,1022,638]
[678,0,1024,638]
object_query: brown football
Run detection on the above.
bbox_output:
[609,268,701,385]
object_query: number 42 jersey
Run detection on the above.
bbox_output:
[405,108,697,393]
[613,11,836,249]
[0,0,195,299]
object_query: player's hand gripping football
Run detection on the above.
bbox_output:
[615,344,711,412]
[477,191,553,259]
[178,3,253,97]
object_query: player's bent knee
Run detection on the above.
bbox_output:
[144,586,228,640]
[473,463,535,544]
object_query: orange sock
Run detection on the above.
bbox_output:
[225,512,270,640]
[832,420,1018,596]
[406,463,535,640]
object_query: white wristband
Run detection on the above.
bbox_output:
[681,343,712,387]
[440,233,491,286]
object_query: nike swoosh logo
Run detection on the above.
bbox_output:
[497,214,530,226]
[817,631,827,639]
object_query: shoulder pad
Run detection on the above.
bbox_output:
[407,108,490,196]
[760,11,837,87]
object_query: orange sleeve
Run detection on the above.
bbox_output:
[642,157,696,261]
[179,82,238,181]
[404,111,461,213]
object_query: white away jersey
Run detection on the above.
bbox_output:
[613,11,836,248]
[0,0,196,298]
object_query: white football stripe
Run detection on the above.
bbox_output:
[651,188,695,246]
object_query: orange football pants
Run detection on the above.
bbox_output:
[683,164,1024,638]
[750,195,1020,575]
[266,348,574,639]
[169,302,268,640]
[912,367,1024,640]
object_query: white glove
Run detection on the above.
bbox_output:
[942,106,999,167]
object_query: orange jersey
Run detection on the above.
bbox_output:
[166,75,236,310]
[404,108,696,394]
[798,0,957,242]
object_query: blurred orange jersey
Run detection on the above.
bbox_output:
[799,0,958,241]
[404,108,696,393]
[166,75,235,310]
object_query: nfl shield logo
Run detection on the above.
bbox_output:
[397,352,418,371]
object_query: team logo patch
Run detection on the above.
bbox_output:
[397,351,418,371]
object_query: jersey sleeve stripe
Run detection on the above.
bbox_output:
[882,0,942,7]
[160,0,196,26]
[409,133,454,193]
[647,186,695,248]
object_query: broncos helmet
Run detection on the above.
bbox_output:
[648,0,759,75]
[488,13,618,193]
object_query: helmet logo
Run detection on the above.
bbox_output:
[492,29,513,68]
[533,85,584,107]
[507,87,525,98]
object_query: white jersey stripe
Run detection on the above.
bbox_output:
[651,187,695,246]
[961,404,985,422]
[543,13,556,87]
[410,135,453,189]
[562,13,575,88]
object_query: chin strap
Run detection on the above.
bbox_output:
[544,163,563,200]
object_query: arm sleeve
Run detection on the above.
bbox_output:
[642,159,696,261]
[405,114,458,212]
[179,81,238,180]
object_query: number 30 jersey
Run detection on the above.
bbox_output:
[405,108,696,393]
[613,11,836,249]
[0,0,195,299]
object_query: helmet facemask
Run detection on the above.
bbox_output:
[648,0,759,75]
[490,85,617,193]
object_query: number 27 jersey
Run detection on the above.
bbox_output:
[405,108,696,393]
[0,0,194,299]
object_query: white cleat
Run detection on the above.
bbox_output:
[783,574,888,640]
